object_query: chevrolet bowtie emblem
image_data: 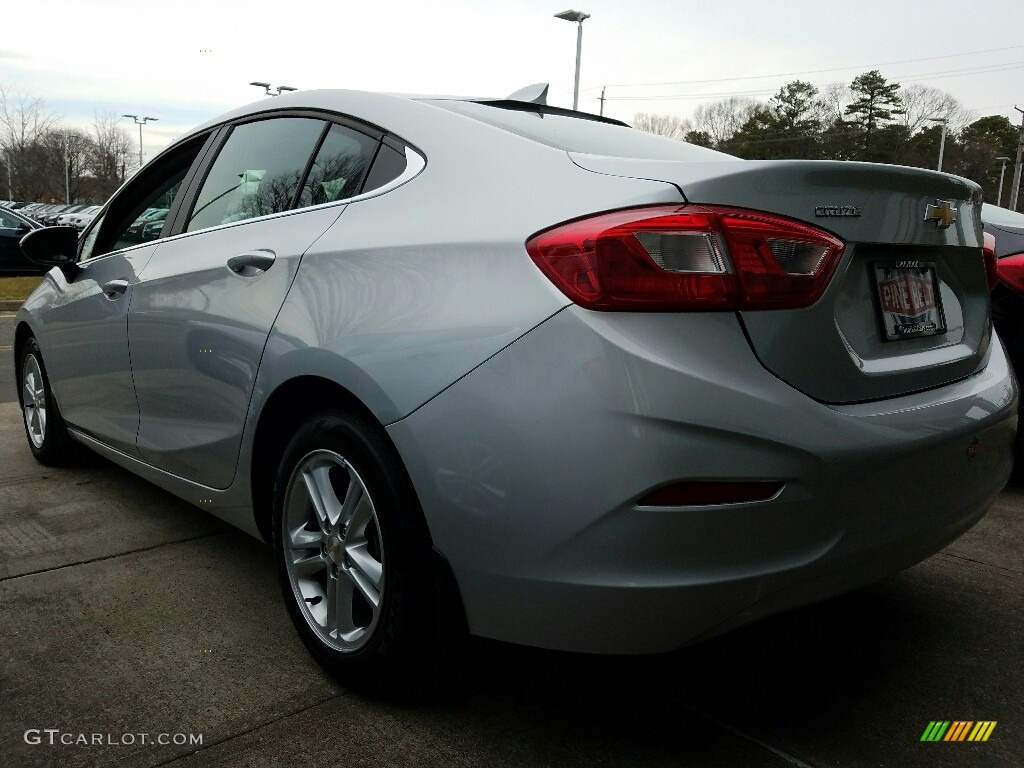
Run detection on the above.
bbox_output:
[924,199,957,229]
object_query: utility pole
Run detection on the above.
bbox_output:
[1010,106,1024,212]
[996,156,1011,207]
[599,86,606,116]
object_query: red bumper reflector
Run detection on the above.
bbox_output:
[637,481,784,507]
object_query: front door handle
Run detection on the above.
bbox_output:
[101,279,129,299]
[227,250,276,277]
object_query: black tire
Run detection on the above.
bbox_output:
[18,336,78,466]
[272,409,434,691]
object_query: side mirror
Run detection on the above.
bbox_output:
[20,226,80,278]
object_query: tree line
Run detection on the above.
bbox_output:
[633,70,1020,207]
[1,86,139,204]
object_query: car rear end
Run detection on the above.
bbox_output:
[387,100,1018,654]
[985,203,1024,455]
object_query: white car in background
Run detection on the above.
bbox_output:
[58,205,103,230]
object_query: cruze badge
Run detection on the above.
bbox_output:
[815,205,861,218]
[925,199,957,229]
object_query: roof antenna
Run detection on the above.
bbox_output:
[504,83,549,105]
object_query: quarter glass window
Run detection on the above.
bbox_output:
[297,124,377,207]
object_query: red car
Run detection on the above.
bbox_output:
[985,203,1024,457]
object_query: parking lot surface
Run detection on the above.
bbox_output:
[0,317,1021,766]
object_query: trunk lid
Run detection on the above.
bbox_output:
[570,155,990,404]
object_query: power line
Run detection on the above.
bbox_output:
[597,44,1024,89]
[603,61,1024,102]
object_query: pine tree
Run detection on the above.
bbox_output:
[844,70,905,160]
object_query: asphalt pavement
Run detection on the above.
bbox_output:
[0,311,1021,767]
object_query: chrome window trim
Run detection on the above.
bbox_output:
[79,146,424,258]
[160,146,425,244]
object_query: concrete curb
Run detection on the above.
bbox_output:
[0,300,24,311]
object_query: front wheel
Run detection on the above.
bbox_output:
[19,337,78,465]
[272,410,434,689]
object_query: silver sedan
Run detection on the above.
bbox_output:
[13,86,1018,689]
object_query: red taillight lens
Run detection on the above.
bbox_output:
[526,204,845,311]
[983,232,999,292]
[997,252,1024,293]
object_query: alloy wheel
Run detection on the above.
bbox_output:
[282,449,385,653]
[22,354,47,449]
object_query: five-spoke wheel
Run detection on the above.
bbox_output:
[272,410,433,687]
[283,449,385,653]
[19,336,76,465]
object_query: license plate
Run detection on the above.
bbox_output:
[872,261,946,341]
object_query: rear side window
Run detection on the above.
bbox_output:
[429,100,736,162]
[186,117,325,232]
[362,143,408,192]
[297,124,378,207]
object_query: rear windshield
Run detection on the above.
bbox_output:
[427,100,737,162]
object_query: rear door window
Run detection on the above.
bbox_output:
[185,117,325,232]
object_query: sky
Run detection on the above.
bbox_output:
[3,0,1023,163]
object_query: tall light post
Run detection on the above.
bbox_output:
[62,133,71,204]
[4,148,12,201]
[926,116,949,172]
[122,114,158,169]
[1010,106,1024,212]
[249,82,298,97]
[554,10,590,111]
[996,156,1012,207]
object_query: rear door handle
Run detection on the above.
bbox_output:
[227,250,276,277]
[101,279,129,299]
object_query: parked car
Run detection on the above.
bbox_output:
[43,204,89,226]
[61,205,102,230]
[14,86,1018,689]
[984,202,1024,454]
[0,206,43,275]
[122,207,168,242]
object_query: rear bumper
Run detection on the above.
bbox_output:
[388,307,1018,654]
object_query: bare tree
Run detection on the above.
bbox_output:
[0,85,60,200]
[817,82,852,125]
[38,128,93,203]
[88,111,136,199]
[900,84,973,136]
[631,112,691,140]
[691,97,761,147]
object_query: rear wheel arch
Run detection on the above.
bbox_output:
[250,376,469,662]
[249,376,425,545]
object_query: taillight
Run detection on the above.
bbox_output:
[526,205,844,311]
[983,232,999,292]
[997,252,1024,293]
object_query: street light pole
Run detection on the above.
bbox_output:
[122,114,158,170]
[249,82,298,97]
[926,117,949,172]
[996,156,1012,207]
[554,10,590,110]
[1010,106,1024,212]
[63,134,71,204]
